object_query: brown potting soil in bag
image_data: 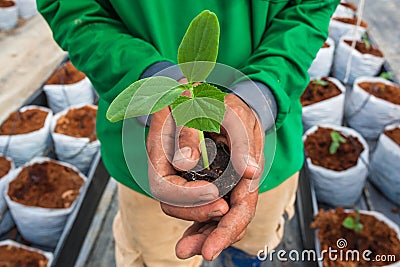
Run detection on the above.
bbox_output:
[0,156,11,179]
[332,17,368,27]
[301,79,342,107]
[46,61,86,85]
[358,82,400,105]
[304,127,364,171]
[385,127,400,146]
[343,40,383,57]
[312,208,400,267]
[0,109,48,135]
[54,105,97,142]
[0,244,49,267]
[8,161,84,209]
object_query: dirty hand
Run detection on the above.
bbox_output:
[173,93,265,260]
[147,105,229,222]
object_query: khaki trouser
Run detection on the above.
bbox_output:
[113,173,299,267]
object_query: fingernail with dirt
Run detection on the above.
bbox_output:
[209,210,224,218]
[173,147,192,163]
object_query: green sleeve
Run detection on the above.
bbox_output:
[37,0,168,104]
[238,0,339,129]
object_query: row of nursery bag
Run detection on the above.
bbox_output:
[303,122,400,209]
[308,1,379,82]
[308,34,385,85]
[0,104,100,173]
[0,156,87,252]
[0,0,38,30]
[43,61,97,113]
[301,76,400,141]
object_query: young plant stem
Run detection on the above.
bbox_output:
[198,130,210,169]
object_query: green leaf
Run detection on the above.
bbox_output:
[342,217,356,230]
[313,79,329,87]
[362,33,371,51]
[171,83,227,133]
[192,83,227,101]
[106,77,181,122]
[171,85,226,133]
[380,72,393,81]
[355,223,363,233]
[329,142,339,155]
[329,131,346,154]
[178,10,220,82]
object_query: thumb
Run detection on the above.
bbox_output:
[172,126,201,171]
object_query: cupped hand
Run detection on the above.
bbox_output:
[147,106,229,222]
[173,94,266,260]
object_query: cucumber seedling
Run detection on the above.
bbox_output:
[362,33,371,51]
[313,79,329,87]
[106,10,225,169]
[329,131,346,155]
[342,209,363,233]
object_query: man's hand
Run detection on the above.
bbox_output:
[173,94,265,260]
[147,106,230,222]
[147,79,265,260]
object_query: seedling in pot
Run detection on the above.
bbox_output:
[313,79,329,87]
[106,10,225,170]
[342,209,363,233]
[329,131,346,155]
[362,33,371,51]
[379,72,394,81]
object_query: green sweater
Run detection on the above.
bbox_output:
[38,0,338,194]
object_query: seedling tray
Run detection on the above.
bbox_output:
[0,80,109,267]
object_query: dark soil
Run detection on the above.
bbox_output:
[0,244,48,267]
[311,208,400,267]
[333,17,368,28]
[8,161,84,209]
[358,82,400,105]
[54,106,97,142]
[46,61,86,85]
[0,156,11,179]
[0,109,48,135]
[0,0,15,8]
[344,40,383,57]
[180,141,240,201]
[322,42,330,48]
[301,78,342,107]
[304,127,364,171]
[385,127,400,146]
[340,2,357,11]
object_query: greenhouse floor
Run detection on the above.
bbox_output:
[75,1,400,266]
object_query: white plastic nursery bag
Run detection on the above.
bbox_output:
[0,155,14,235]
[345,77,400,140]
[0,3,18,30]
[0,240,53,267]
[369,123,400,205]
[308,38,335,79]
[304,125,369,207]
[334,38,384,85]
[44,77,95,113]
[0,106,53,167]
[5,157,87,248]
[302,77,345,131]
[14,0,37,18]
[51,104,100,174]
[329,19,366,44]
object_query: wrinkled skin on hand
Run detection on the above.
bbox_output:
[146,78,265,260]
